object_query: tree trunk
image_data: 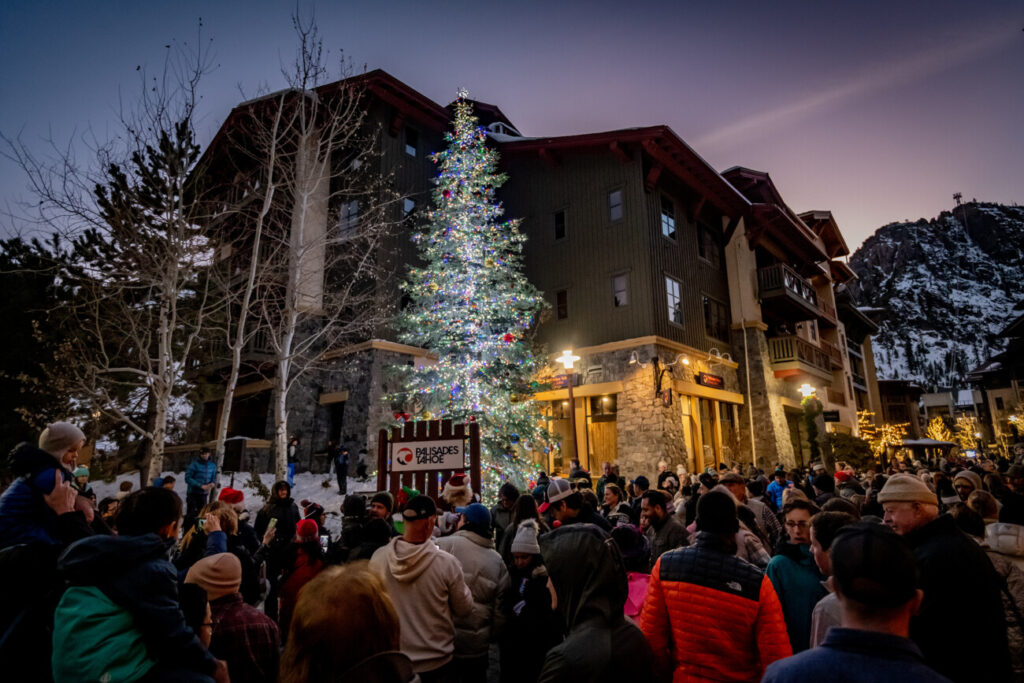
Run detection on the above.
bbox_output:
[272,359,290,482]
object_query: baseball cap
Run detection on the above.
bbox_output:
[538,477,572,513]
[456,502,491,528]
[402,494,437,521]
[831,523,917,608]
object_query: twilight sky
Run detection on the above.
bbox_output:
[1,0,1021,250]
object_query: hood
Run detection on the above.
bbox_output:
[539,524,626,630]
[8,442,61,478]
[383,537,439,582]
[58,533,170,584]
[453,528,493,549]
[986,522,1024,557]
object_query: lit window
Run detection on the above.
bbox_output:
[405,128,418,157]
[612,274,628,307]
[403,198,416,217]
[666,276,683,325]
[556,290,568,319]
[661,197,676,240]
[554,210,566,240]
[608,189,623,221]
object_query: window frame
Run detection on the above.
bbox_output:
[555,289,569,320]
[702,293,730,342]
[608,188,624,223]
[660,195,677,241]
[697,222,722,269]
[611,273,629,308]
[554,209,567,241]
[403,197,416,217]
[404,127,419,157]
[665,275,683,327]
[338,199,360,237]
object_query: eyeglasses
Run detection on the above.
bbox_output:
[785,521,809,529]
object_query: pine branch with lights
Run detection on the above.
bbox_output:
[390,92,550,495]
[926,416,954,443]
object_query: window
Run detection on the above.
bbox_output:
[554,210,566,240]
[556,290,568,319]
[661,197,676,240]
[612,274,628,307]
[996,396,1005,410]
[403,198,416,217]
[589,394,617,420]
[608,189,623,221]
[697,223,722,268]
[703,295,730,341]
[665,276,683,325]
[404,128,418,157]
[339,200,359,236]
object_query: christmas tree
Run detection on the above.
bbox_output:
[393,91,550,495]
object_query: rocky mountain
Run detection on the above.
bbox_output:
[848,202,1024,389]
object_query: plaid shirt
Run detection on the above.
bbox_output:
[210,592,280,683]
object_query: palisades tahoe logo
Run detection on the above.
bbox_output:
[391,440,464,471]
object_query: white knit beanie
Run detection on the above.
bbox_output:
[38,422,86,459]
[510,519,541,555]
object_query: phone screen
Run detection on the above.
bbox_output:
[267,518,278,531]
[320,534,329,551]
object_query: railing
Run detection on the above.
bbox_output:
[827,388,847,406]
[820,339,844,368]
[819,301,838,326]
[768,335,832,374]
[851,371,867,388]
[757,263,818,308]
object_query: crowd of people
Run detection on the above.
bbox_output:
[1,421,1023,682]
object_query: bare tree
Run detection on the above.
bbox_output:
[203,15,398,480]
[2,37,216,483]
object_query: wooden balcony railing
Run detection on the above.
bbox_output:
[827,388,847,406]
[757,263,819,310]
[767,335,832,374]
[820,339,844,369]
[818,301,838,327]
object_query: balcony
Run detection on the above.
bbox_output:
[820,339,844,369]
[757,263,820,321]
[768,335,833,378]
[187,328,275,374]
[826,388,847,406]
[818,301,838,328]
[851,371,867,389]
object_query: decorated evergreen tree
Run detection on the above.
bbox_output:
[392,91,549,494]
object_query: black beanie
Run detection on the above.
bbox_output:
[813,473,835,493]
[696,490,739,535]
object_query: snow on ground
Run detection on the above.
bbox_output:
[90,471,379,537]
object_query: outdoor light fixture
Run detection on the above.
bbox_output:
[798,383,817,398]
[556,349,580,464]
[557,349,580,370]
[707,348,732,365]
[628,351,649,368]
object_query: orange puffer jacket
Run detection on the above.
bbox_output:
[640,532,792,682]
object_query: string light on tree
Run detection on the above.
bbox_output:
[391,90,551,496]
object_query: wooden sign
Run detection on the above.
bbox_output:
[697,372,724,389]
[377,419,481,501]
[823,410,841,423]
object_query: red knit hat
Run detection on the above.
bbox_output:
[218,487,244,505]
[295,518,319,543]
[834,471,852,483]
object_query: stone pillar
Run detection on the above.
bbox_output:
[736,327,796,469]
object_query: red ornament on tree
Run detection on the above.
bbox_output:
[503,333,514,343]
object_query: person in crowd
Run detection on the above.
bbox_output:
[862,473,887,517]
[326,493,367,563]
[576,488,613,531]
[499,519,561,682]
[72,465,93,498]
[821,496,861,519]
[286,435,300,487]
[329,442,346,494]
[437,502,510,682]
[253,480,301,620]
[595,461,614,498]
[834,469,865,498]
[767,498,826,653]
[807,510,857,647]
[369,494,474,681]
[641,489,791,681]
[641,489,688,569]
[184,446,218,530]
[440,472,475,511]
[161,475,177,491]
[952,470,982,502]
[218,486,259,553]
[499,493,549,565]
[766,469,791,511]
[367,490,401,537]
[279,562,418,683]
[966,489,1001,523]
[811,473,836,506]
[178,583,212,650]
[116,480,135,500]
[709,484,771,569]
[175,501,261,605]
[934,476,960,511]
[186,552,280,683]
[490,482,519,550]
[721,472,783,549]
[763,523,952,683]
[98,496,119,526]
[601,482,632,527]
[948,504,1024,679]
[610,524,651,620]
[348,518,394,562]
[355,448,370,482]
[568,457,590,484]
[538,523,654,681]
[275,518,325,643]
[53,487,227,682]
[0,421,88,550]
[630,475,650,524]
[879,473,1011,681]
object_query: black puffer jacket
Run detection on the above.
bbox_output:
[537,524,655,682]
[904,514,1011,682]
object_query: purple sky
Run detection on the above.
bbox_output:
[2,0,1021,250]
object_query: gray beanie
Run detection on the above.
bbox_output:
[39,422,86,459]
[510,519,541,555]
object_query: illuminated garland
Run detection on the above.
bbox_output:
[390,92,551,498]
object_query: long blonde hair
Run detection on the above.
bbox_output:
[279,562,401,682]
[179,500,238,552]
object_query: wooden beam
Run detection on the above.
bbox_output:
[609,141,631,165]
[685,196,707,224]
[644,164,663,192]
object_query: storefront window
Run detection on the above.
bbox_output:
[586,395,618,476]
[699,398,716,469]
[720,402,737,464]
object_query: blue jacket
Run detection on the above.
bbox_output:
[766,542,827,653]
[57,533,218,679]
[765,480,791,510]
[185,458,217,497]
[0,443,72,550]
[763,628,952,683]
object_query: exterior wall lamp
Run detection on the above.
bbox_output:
[556,349,581,464]
[630,351,690,397]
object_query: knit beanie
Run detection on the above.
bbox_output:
[73,466,89,479]
[510,519,541,555]
[952,470,982,492]
[185,552,242,601]
[218,487,244,505]
[370,491,394,513]
[38,422,86,458]
[877,474,939,506]
[696,490,740,535]
[296,518,319,543]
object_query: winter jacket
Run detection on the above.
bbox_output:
[208,592,280,683]
[537,524,655,682]
[54,533,218,681]
[645,514,689,569]
[766,480,791,510]
[904,513,1012,683]
[436,528,510,658]
[0,443,74,549]
[490,502,515,550]
[640,531,791,682]
[766,542,827,653]
[254,496,301,548]
[236,512,260,555]
[184,457,217,497]
[0,542,66,683]
[746,497,783,548]
[174,529,260,604]
[602,501,633,527]
[736,526,771,569]
[763,628,952,683]
[987,521,1024,570]
[277,544,324,641]
[499,561,562,683]
[976,536,1024,678]
[369,537,474,673]
[624,571,650,619]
